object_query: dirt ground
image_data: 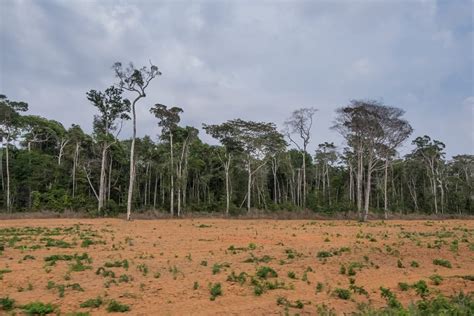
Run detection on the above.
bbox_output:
[0,219,473,315]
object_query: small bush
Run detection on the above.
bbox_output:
[80,297,103,308]
[334,288,351,300]
[433,258,452,268]
[209,283,222,301]
[256,266,278,279]
[106,300,130,313]
[22,302,54,315]
[0,296,15,311]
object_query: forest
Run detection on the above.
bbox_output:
[0,62,472,219]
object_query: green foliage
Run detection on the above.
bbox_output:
[22,301,54,315]
[106,300,130,313]
[0,296,15,311]
[80,297,103,308]
[433,258,452,268]
[333,288,351,300]
[209,283,222,301]
[256,266,278,279]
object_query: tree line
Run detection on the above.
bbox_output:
[0,61,472,220]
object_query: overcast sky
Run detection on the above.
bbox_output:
[1,0,472,157]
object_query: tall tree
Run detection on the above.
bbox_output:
[113,61,161,220]
[150,104,183,216]
[87,86,130,213]
[0,94,28,211]
[409,135,446,214]
[225,119,286,212]
[284,107,317,208]
[203,122,243,214]
[333,100,411,221]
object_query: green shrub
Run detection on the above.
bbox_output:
[80,297,103,308]
[334,288,351,300]
[429,274,444,285]
[106,300,130,313]
[256,266,278,279]
[209,283,222,301]
[0,296,15,311]
[22,302,54,315]
[433,258,452,268]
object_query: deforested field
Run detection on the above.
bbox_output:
[0,219,473,315]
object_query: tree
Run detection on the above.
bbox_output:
[224,119,286,212]
[87,86,130,213]
[150,104,183,216]
[333,100,411,221]
[284,107,317,208]
[409,136,446,214]
[0,94,28,211]
[315,142,338,205]
[377,107,412,218]
[113,61,161,220]
[203,121,243,214]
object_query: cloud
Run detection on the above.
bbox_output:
[0,0,472,157]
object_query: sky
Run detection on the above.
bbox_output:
[0,0,473,158]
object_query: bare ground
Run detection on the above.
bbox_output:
[0,219,473,315]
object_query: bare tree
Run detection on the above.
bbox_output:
[284,107,317,209]
[113,61,161,220]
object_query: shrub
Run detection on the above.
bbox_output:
[80,297,103,308]
[0,296,15,311]
[22,302,54,315]
[429,274,444,285]
[209,283,222,301]
[317,251,333,258]
[433,259,452,268]
[106,300,130,313]
[256,266,278,279]
[334,288,351,300]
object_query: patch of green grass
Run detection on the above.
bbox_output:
[209,282,222,301]
[80,297,103,308]
[212,262,230,275]
[106,300,130,313]
[316,251,333,258]
[410,260,420,268]
[256,266,278,279]
[398,282,410,291]
[0,296,15,311]
[227,271,247,285]
[22,301,55,315]
[287,271,297,279]
[104,260,129,270]
[276,297,304,309]
[429,274,444,285]
[333,288,351,300]
[433,258,452,268]
[380,287,402,309]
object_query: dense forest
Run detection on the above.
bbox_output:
[0,62,472,219]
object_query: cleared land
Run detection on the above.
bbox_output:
[0,219,473,315]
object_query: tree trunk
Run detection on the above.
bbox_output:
[383,158,389,219]
[302,151,306,209]
[357,150,363,219]
[153,170,158,210]
[225,157,231,215]
[72,142,79,198]
[98,145,107,213]
[170,132,174,216]
[247,158,251,212]
[363,158,372,222]
[126,100,138,221]
[5,139,10,212]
